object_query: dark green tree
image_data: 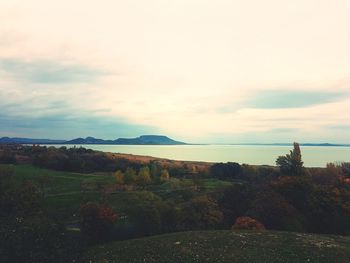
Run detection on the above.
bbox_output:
[276,142,304,175]
[177,195,223,230]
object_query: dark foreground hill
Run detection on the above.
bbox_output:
[84,230,350,263]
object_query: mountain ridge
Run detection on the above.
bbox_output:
[0,135,187,145]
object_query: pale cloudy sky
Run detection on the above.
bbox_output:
[1,0,350,143]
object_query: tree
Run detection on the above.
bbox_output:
[178,195,223,230]
[276,142,304,176]
[150,162,161,179]
[114,170,124,185]
[136,166,152,187]
[80,202,118,244]
[210,162,242,180]
[271,176,313,212]
[160,169,170,182]
[304,188,350,235]
[127,203,161,236]
[125,191,163,236]
[219,184,254,226]
[124,167,136,184]
[246,190,305,232]
[0,170,79,263]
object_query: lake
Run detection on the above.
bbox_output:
[45,144,350,167]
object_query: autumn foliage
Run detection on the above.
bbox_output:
[80,202,118,243]
[232,216,266,231]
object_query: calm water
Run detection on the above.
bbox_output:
[45,144,350,167]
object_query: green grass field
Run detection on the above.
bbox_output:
[84,230,350,263]
[8,165,114,220]
[6,164,233,222]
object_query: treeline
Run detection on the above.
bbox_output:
[32,146,142,173]
[216,143,350,234]
[0,144,196,177]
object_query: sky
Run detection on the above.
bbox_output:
[1,0,350,143]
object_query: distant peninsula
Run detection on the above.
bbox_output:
[0,135,187,145]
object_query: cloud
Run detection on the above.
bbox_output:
[0,98,157,139]
[327,125,350,131]
[268,128,299,133]
[0,58,107,84]
[0,111,157,139]
[247,90,349,109]
[0,31,21,47]
[1,0,350,143]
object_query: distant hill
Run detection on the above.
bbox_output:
[66,135,187,145]
[114,135,186,145]
[0,135,187,145]
[84,230,350,263]
[65,136,115,145]
[0,137,65,144]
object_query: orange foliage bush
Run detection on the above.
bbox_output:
[232,216,266,231]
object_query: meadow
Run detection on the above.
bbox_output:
[7,163,233,226]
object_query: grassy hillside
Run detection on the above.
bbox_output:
[85,230,350,263]
[6,164,232,222]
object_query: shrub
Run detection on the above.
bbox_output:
[80,202,118,244]
[219,184,254,226]
[178,195,223,230]
[210,162,242,180]
[232,216,265,231]
[247,190,306,232]
[0,149,16,164]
